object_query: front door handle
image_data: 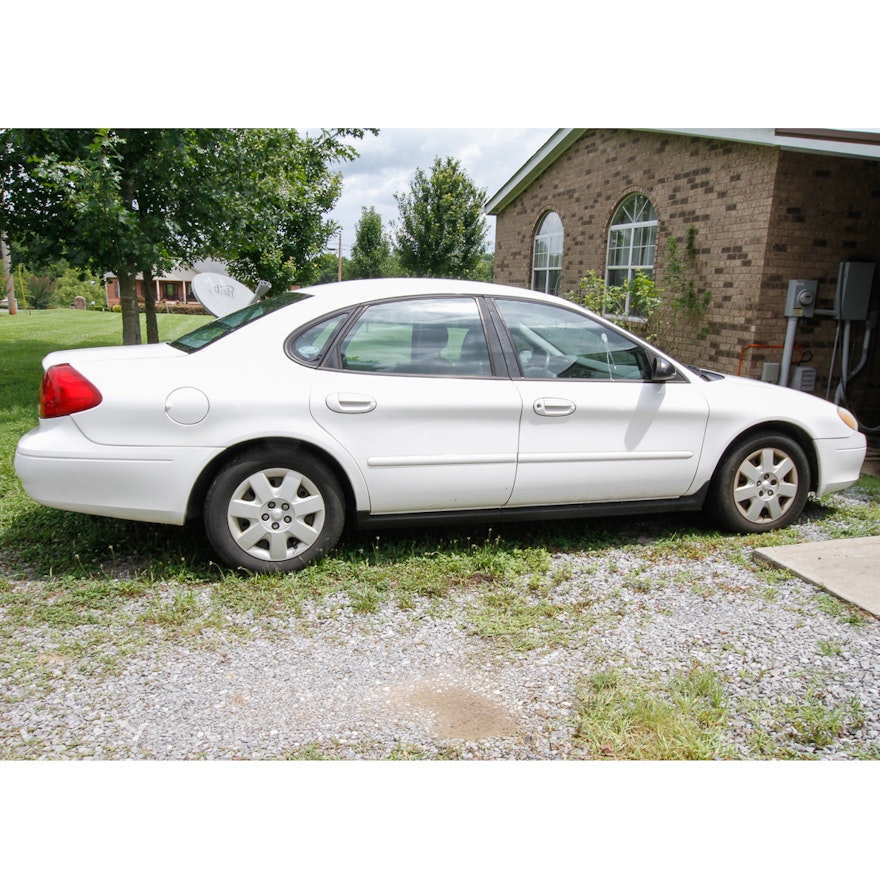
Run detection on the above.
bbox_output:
[533,397,576,417]
[326,393,377,414]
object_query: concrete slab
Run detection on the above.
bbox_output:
[754,536,880,618]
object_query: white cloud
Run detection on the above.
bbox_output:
[330,128,555,256]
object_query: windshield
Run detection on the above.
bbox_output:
[171,291,311,352]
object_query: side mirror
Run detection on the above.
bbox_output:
[651,356,677,382]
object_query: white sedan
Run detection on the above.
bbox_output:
[15,278,867,573]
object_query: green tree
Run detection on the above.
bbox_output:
[471,250,495,282]
[312,251,351,284]
[6,252,104,308]
[349,206,392,279]
[219,129,372,292]
[1,128,371,344]
[53,262,104,308]
[393,156,488,278]
[3,129,194,343]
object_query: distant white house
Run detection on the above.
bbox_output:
[104,259,229,309]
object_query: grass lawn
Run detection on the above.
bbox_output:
[2,304,879,587]
[0,308,213,579]
[1,308,210,412]
[2,306,879,760]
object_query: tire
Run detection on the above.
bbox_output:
[204,447,345,573]
[707,432,810,533]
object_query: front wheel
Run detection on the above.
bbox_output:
[204,448,345,573]
[707,433,811,533]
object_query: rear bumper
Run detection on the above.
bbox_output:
[15,420,220,525]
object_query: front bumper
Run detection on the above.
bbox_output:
[814,434,867,496]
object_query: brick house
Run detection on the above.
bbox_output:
[486,128,880,430]
[104,259,229,312]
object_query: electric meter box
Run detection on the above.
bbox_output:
[785,280,817,318]
[835,261,875,321]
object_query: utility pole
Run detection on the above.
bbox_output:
[337,231,343,282]
[1,233,18,315]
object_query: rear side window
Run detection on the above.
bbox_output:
[288,313,348,364]
[338,298,492,377]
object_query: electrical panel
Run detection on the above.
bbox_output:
[791,366,816,392]
[761,362,780,383]
[785,280,817,318]
[835,261,875,321]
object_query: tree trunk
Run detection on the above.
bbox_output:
[1,233,18,315]
[142,267,159,344]
[117,267,142,345]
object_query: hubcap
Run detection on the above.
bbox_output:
[226,467,326,562]
[733,447,799,524]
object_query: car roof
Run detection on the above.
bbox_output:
[296,278,564,310]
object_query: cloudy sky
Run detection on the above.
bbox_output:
[13,4,872,266]
[326,128,555,257]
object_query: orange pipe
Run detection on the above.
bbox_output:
[737,343,803,376]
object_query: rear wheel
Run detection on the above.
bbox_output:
[708,433,810,533]
[204,448,345,573]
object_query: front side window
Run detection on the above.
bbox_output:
[531,212,564,295]
[338,298,492,377]
[495,298,650,381]
[606,194,657,314]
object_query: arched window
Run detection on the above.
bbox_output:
[532,211,563,295]
[606,194,657,314]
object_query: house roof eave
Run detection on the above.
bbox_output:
[636,128,880,160]
[485,127,880,216]
[484,128,584,216]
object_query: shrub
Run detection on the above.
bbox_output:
[25,274,57,309]
[567,270,660,335]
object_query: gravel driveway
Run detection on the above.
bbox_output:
[3,490,879,761]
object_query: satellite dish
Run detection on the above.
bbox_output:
[191,273,258,318]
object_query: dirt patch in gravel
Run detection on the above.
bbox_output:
[390,679,522,740]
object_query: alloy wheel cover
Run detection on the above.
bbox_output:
[226,467,326,562]
[732,446,799,524]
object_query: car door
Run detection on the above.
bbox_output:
[492,298,710,507]
[303,297,522,514]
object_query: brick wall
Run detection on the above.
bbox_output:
[763,150,880,424]
[492,129,880,425]
[494,130,779,367]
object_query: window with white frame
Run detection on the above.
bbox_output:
[531,211,563,295]
[606,194,657,314]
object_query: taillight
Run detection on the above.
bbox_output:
[40,364,103,418]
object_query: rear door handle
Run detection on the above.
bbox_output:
[533,397,576,417]
[326,393,377,414]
